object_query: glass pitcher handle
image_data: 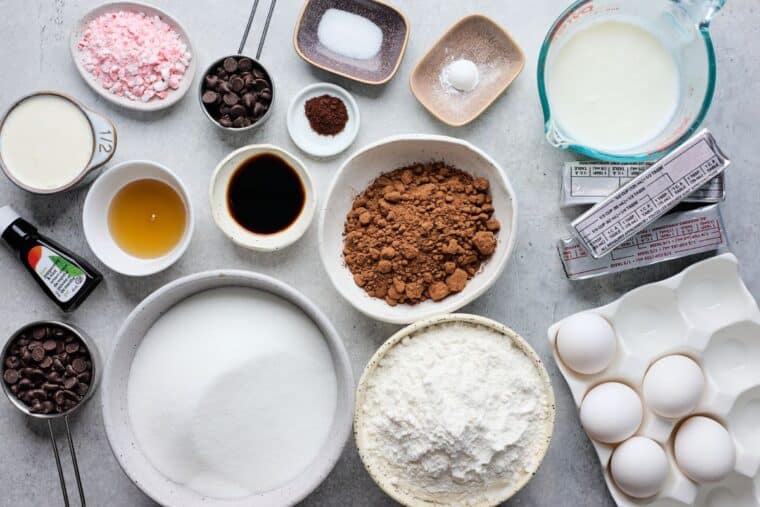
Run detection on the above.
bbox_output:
[675,0,726,27]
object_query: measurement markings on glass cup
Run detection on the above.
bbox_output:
[570,130,730,258]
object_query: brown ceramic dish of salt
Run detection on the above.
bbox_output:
[294,0,409,85]
[410,15,526,127]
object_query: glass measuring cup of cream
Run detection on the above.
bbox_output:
[0,92,116,194]
[537,0,725,162]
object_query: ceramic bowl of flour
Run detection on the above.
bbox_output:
[319,134,518,324]
[355,313,555,507]
[102,271,354,506]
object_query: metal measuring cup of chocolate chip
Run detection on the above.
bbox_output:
[198,0,278,132]
[1,321,101,507]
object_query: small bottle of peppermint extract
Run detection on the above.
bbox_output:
[0,206,102,312]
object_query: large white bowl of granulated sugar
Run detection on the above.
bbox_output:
[102,271,354,506]
[355,313,555,507]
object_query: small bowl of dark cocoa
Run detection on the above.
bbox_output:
[199,55,275,131]
[1,321,99,418]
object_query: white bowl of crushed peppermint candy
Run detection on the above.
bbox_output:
[70,1,196,112]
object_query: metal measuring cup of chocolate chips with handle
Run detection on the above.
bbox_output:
[199,0,278,132]
[0,91,116,195]
[1,321,101,507]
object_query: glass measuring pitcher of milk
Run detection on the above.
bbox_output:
[537,0,725,162]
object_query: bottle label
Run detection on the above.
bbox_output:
[27,245,87,303]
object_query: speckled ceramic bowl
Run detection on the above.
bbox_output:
[354,313,556,507]
[102,270,355,507]
[294,0,409,85]
[410,15,525,126]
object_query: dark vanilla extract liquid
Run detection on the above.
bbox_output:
[227,153,305,235]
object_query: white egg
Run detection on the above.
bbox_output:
[443,59,479,92]
[580,382,642,444]
[643,355,705,418]
[610,437,669,498]
[674,416,735,483]
[556,313,617,374]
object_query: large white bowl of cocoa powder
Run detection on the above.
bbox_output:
[319,134,517,324]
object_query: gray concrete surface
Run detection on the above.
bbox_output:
[0,0,758,505]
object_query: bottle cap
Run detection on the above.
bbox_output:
[0,205,21,234]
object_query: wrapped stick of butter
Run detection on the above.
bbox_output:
[559,204,728,280]
[560,161,725,207]
[570,130,730,259]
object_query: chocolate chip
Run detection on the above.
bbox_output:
[219,117,233,128]
[77,372,91,383]
[229,76,245,92]
[52,359,64,372]
[253,102,267,117]
[42,382,59,393]
[238,58,254,72]
[232,116,246,128]
[204,74,219,89]
[72,358,87,374]
[76,383,89,396]
[202,90,218,104]
[29,389,47,401]
[223,93,239,106]
[5,356,19,369]
[229,104,246,118]
[260,89,272,102]
[39,356,53,369]
[218,81,231,94]
[3,369,19,384]
[223,57,238,73]
[254,78,268,91]
[243,93,256,110]
[17,378,33,390]
[32,327,47,340]
[43,340,57,351]
[31,347,45,362]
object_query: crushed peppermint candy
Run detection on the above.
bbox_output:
[77,10,191,102]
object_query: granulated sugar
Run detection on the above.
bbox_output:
[127,287,337,498]
[357,321,552,505]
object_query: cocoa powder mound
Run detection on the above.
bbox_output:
[342,161,500,306]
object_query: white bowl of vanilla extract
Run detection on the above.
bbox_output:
[210,145,316,252]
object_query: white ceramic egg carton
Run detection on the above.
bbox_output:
[547,253,760,507]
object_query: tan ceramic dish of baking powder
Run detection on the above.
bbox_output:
[354,313,555,507]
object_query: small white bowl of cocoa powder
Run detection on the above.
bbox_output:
[319,134,517,324]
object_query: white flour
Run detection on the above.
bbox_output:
[358,322,552,505]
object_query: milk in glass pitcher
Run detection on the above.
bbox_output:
[537,0,726,162]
